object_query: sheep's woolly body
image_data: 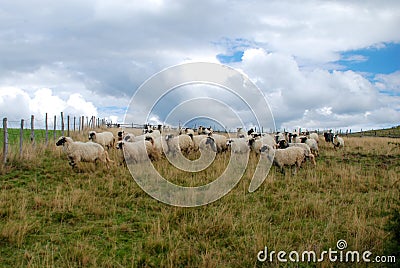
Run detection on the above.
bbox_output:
[189,134,208,151]
[116,140,159,163]
[304,138,319,156]
[288,143,316,166]
[88,131,115,149]
[56,136,112,168]
[249,135,276,153]
[208,133,227,153]
[333,135,344,149]
[165,134,194,155]
[261,145,305,174]
[226,138,250,154]
[309,133,319,143]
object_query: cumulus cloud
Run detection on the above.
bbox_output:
[0,87,97,121]
[0,0,399,130]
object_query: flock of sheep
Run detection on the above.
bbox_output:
[55,125,345,175]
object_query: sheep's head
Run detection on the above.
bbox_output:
[117,131,124,138]
[145,136,154,145]
[205,137,217,152]
[88,131,96,140]
[56,136,67,146]
[259,144,272,153]
[278,140,288,149]
[300,136,307,143]
[248,138,255,147]
[226,139,233,147]
[116,141,124,150]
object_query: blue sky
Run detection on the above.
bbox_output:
[338,43,400,75]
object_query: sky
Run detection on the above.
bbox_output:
[0,0,399,132]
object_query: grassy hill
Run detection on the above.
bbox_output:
[0,130,399,267]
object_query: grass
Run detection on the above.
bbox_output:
[0,130,399,267]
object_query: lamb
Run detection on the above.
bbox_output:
[226,138,250,154]
[207,133,228,153]
[333,134,344,149]
[164,134,194,156]
[116,140,160,164]
[88,131,115,149]
[248,135,276,154]
[260,144,305,174]
[277,140,316,166]
[299,136,319,156]
[56,136,112,169]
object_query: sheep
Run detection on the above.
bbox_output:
[145,136,168,156]
[274,132,286,144]
[277,140,316,166]
[198,126,213,135]
[248,135,276,154]
[260,144,305,175]
[333,134,344,149]
[117,130,135,142]
[226,138,250,154]
[207,133,228,153]
[199,136,218,152]
[308,132,319,144]
[164,134,194,156]
[299,136,319,156]
[324,132,334,143]
[188,134,208,151]
[56,136,112,169]
[116,140,160,164]
[88,131,115,149]
[236,127,247,138]
[144,129,161,138]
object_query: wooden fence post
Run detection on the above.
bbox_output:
[45,113,48,146]
[81,116,84,131]
[54,115,57,141]
[20,119,24,157]
[67,115,70,137]
[30,115,35,145]
[61,112,64,136]
[3,118,8,165]
[73,116,76,132]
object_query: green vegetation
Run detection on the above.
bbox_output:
[0,131,399,267]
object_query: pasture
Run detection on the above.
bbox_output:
[0,128,399,267]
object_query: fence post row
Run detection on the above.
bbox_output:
[30,115,35,145]
[3,118,8,165]
[20,119,24,157]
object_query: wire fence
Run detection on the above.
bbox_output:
[1,113,109,165]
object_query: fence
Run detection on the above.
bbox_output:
[1,113,108,165]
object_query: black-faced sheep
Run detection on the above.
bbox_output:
[226,138,250,154]
[248,135,276,154]
[260,144,305,175]
[116,140,160,164]
[56,136,113,169]
[165,134,194,156]
[333,134,344,149]
[278,140,316,166]
[207,133,227,153]
[88,131,115,149]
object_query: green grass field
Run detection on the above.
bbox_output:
[0,130,399,267]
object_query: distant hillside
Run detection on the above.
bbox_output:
[349,125,400,138]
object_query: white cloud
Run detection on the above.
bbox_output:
[0,87,98,122]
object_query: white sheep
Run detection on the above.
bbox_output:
[56,136,112,169]
[277,140,316,166]
[199,136,218,152]
[308,132,319,144]
[333,134,344,149]
[164,134,194,156]
[188,134,208,151]
[248,135,277,154]
[88,131,115,149]
[117,130,135,142]
[260,144,305,174]
[226,138,250,154]
[207,133,228,153]
[145,136,168,156]
[116,140,160,164]
[298,136,319,156]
